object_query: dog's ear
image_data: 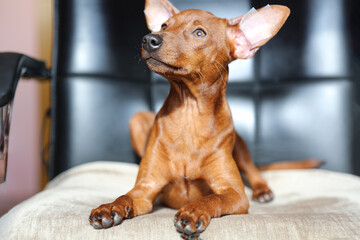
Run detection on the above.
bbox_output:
[227,5,290,59]
[144,0,180,32]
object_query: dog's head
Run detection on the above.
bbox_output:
[142,0,290,80]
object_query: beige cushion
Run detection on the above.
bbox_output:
[0,161,360,239]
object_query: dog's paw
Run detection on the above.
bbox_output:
[174,204,210,240]
[252,183,274,203]
[89,196,132,229]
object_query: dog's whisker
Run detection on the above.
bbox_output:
[198,71,205,95]
[215,60,227,73]
[214,62,224,83]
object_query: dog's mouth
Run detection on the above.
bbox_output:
[145,57,182,71]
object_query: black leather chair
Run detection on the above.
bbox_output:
[0,0,356,184]
[2,1,360,239]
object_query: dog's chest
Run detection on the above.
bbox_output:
[157,97,234,177]
[161,114,218,159]
[159,117,223,179]
[162,135,210,178]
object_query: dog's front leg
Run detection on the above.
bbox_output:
[174,157,249,239]
[89,147,169,229]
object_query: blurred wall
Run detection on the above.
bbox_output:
[0,0,52,216]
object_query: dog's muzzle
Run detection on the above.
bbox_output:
[142,34,163,52]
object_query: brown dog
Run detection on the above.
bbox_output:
[89,0,321,238]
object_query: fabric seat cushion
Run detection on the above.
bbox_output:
[0,161,360,240]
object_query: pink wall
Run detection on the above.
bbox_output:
[0,0,52,216]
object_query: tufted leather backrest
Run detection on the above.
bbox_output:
[50,0,353,178]
[50,0,151,177]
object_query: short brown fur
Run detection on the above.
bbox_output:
[89,1,322,239]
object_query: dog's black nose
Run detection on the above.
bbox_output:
[142,34,163,52]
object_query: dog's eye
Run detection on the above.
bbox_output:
[161,23,168,31]
[193,28,207,38]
